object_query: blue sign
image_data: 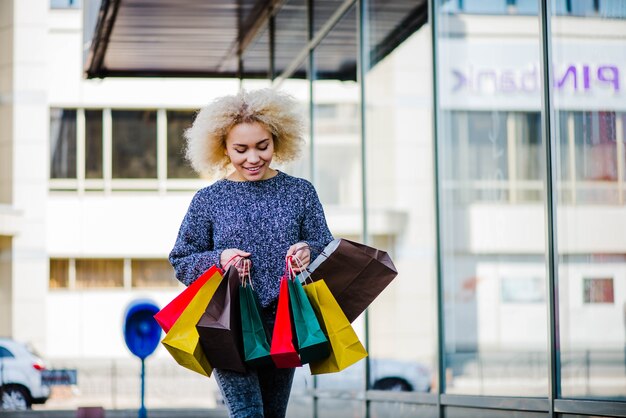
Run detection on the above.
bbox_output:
[123,300,161,360]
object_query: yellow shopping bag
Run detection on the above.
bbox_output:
[303,279,368,375]
[161,268,223,377]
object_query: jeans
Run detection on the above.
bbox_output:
[214,366,295,418]
[214,300,295,418]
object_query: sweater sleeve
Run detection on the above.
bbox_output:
[169,191,223,286]
[300,181,334,261]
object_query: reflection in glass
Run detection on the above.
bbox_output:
[551,3,626,400]
[436,4,548,396]
[279,60,311,181]
[364,0,437,394]
[85,110,103,179]
[275,0,307,78]
[111,110,157,179]
[50,108,77,179]
[167,110,197,179]
[312,4,364,392]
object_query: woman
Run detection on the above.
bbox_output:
[169,88,333,418]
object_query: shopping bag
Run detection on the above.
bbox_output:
[240,275,273,367]
[306,239,397,323]
[154,265,222,333]
[303,279,368,375]
[196,266,246,373]
[161,268,224,377]
[287,257,329,364]
[270,276,301,368]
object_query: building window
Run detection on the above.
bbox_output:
[49,259,70,289]
[75,259,124,288]
[132,259,179,288]
[166,110,197,179]
[50,108,77,179]
[85,110,103,179]
[583,278,615,304]
[112,110,157,179]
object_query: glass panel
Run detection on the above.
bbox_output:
[242,24,270,79]
[445,407,547,418]
[313,0,344,37]
[316,399,364,418]
[275,0,308,78]
[312,4,363,393]
[75,259,124,288]
[550,1,626,400]
[49,258,69,289]
[286,369,314,418]
[50,0,81,9]
[50,108,77,179]
[166,110,197,179]
[85,109,103,179]
[436,2,548,396]
[364,0,437,394]
[131,259,178,288]
[313,4,360,207]
[370,402,438,418]
[111,110,157,179]
[280,59,311,181]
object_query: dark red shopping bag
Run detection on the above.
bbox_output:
[154,265,223,333]
[270,276,301,368]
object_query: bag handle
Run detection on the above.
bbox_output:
[223,254,243,271]
[290,255,313,285]
[240,260,253,289]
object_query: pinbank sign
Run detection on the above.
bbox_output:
[439,39,626,111]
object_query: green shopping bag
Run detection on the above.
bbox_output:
[288,276,330,364]
[239,275,273,367]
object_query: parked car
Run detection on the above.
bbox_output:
[0,338,50,410]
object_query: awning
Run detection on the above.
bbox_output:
[84,0,427,80]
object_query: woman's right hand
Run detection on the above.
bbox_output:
[220,248,251,276]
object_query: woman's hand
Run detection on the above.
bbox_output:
[220,248,251,277]
[286,242,311,273]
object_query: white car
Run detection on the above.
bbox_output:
[0,338,51,410]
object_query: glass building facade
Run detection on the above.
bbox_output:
[235,0,626,416]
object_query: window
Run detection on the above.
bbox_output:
[50,108,77,179]
[50,107,204,190]
[50,259,69,289]
[50,258,178,289]
[85,110,103,179]
[75,259,124,288]
[0,347,15,358]
[132,259,179,288]
[112,110,157,179]
[583,278,615,304]
[166,110,197,179]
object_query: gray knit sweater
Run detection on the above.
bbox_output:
[169,171,334,307]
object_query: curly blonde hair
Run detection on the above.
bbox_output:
[185,88,305,176]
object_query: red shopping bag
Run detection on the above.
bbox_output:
[154,265,223,333]
[270,276,301,368]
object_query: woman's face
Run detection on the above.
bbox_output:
[225,122,275,181]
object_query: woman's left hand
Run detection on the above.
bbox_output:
[286,242,311,273]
